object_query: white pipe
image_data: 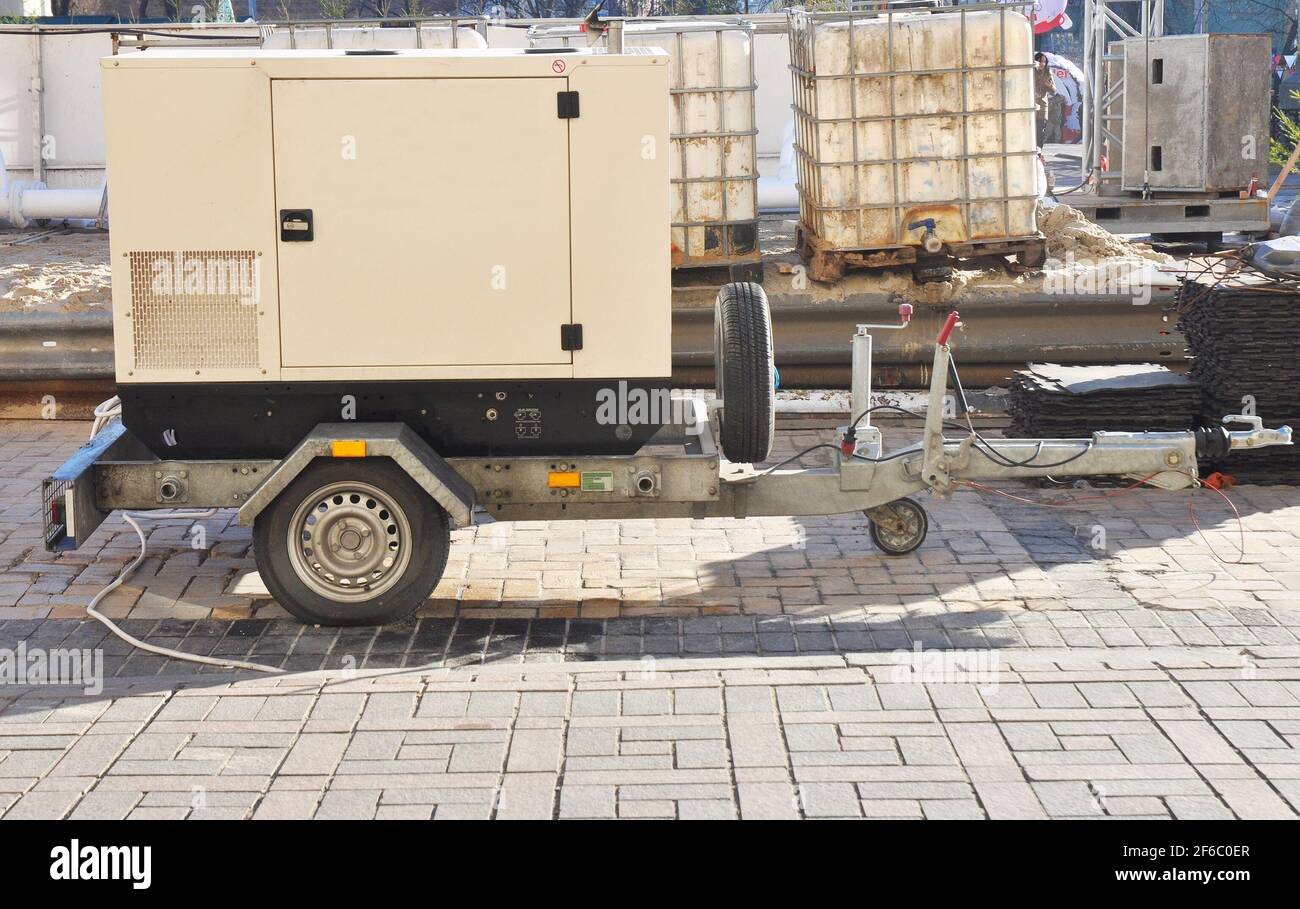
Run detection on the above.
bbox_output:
[759,116,801,211]
[0,147,106,228]
[20,187,104,221]
[758,176,799,211]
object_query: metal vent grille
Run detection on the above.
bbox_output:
[128,250,260,371]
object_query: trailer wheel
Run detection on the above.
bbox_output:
[253,459,449,626]
[866,498,928,556]
[714,281,775,464]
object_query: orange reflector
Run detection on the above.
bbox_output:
[331,440,367,458]
[547,471,581,489]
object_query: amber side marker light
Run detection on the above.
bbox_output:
[547,471,581,489]
[331,440,367,458]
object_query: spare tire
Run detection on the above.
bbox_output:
[714,282,775,464]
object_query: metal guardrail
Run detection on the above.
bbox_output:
[0,292,1185,390]
[0,312,114,382]
[672,290,1184,387]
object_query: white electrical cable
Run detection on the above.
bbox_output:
[89,395,121,440]
[78,398,443,679]
[85,494,474,681]
[86,510,282,674]
[90,508,446,681]
[82,395,280,674]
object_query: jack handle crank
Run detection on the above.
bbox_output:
[936,310,960,347]
[859,302,913,333]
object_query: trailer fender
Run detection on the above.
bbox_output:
[236,423,476,528]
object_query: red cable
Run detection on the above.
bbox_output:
[962,470,1246,564]
[961,473,1160,507]
[1182,473,1246,564]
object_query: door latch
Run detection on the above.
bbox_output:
[560,323,583,351]
[280,209,314,242]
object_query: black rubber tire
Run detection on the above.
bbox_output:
[253,458,450,626]
[714,282,776,464]
[867,498,928,556]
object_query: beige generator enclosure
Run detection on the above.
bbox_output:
[530,21,760,271]
[100,47,671,386]
[789,5,1040,255]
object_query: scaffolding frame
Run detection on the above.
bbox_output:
[1081,0,1165,193]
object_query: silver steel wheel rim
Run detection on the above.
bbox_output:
[875,503,923,550]
[287,481,413,603]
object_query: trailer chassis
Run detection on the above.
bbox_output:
[42,310,1292,622]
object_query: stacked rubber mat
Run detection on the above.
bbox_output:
[1008,363,1201,438]
[1176,276,1300,485]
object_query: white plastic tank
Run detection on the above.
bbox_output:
[533,22,758,268]
[261,25,487,50]
[790,7,1038,252]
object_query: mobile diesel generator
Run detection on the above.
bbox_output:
[43,44,1291,626]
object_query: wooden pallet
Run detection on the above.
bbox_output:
[1064,192,1270,238]
[670,258,764,287]
[795,224,1046,283]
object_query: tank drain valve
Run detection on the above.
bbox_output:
[907,218,943,254]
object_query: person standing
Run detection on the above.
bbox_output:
[1033,52,1058,148]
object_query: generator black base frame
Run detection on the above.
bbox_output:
[118,379,678,461]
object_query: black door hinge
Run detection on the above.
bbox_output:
[556,91,580,119]
[560,323,583,351]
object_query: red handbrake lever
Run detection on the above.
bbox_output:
[936,310,960,346]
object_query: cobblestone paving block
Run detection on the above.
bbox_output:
[251,790,321,820]
[314,789,380,820]
[559,785,616,819]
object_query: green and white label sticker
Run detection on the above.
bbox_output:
[580,471,614,492]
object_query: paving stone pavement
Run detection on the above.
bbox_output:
[3,420,1300,819]
[6,609,1300,678]
[1,650,1299,820]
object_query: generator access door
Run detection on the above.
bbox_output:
[272,78,573,372]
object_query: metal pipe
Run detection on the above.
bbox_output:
[0,149,105,228]
[850,329,872,423]
[31,33,45,186]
